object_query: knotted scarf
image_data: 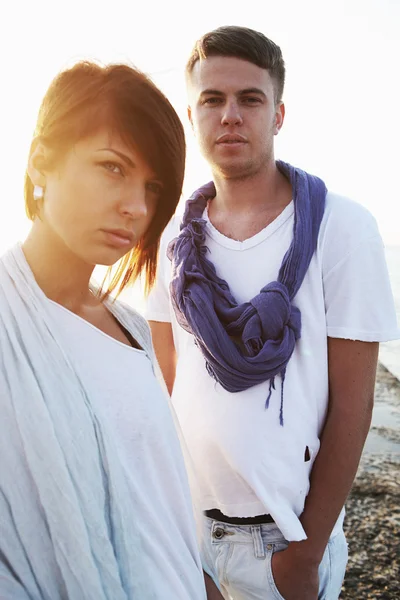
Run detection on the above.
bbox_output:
[167,161,327,424]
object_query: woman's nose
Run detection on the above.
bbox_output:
[119,184,148,219]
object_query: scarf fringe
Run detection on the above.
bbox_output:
[265,377,275,409]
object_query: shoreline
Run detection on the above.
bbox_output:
[341,362,400,598]
[379,342,400,383]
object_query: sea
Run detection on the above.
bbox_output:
[366,245,400,457]
[380,245,400,381]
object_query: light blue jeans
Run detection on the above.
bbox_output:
[201,517,348,600]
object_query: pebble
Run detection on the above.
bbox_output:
[341,364,400,599]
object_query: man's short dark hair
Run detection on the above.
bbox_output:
[186,26,285,103]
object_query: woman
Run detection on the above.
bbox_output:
[0,61,208,599]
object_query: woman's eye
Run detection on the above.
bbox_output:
[102,161,123,175]
[146,181,163,196]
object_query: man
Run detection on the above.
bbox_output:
[146,26,399,600]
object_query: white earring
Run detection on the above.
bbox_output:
[33,185,44,201]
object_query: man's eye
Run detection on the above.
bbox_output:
[204,97,222,105]
[242,97,261,104]
[102,161,123,175]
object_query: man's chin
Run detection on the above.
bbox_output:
[213,159,257,180]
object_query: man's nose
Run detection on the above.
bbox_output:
[221,101,243,126]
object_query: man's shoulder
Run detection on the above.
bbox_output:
[161,214,182,245]
[317,191,385,278]
[321,191,380,242]
[156,214,183,275]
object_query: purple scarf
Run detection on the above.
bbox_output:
[167,161,326,424]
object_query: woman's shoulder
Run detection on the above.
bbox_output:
[109,298,153,355]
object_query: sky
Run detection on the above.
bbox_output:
[1,0,399,255]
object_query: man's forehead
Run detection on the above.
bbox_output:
[188,56,272,95]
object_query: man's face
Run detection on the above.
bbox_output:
[187,56,284,179]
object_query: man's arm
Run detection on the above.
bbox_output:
[149,321,177,395]
[150,322,224,599]
[272,338,378,600]
[204,572,224,599]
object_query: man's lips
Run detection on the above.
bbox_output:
[216,134,248,144]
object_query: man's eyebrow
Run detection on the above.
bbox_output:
[200,89,225,96]
[96,148,136,168]
[199,88,266,97]
[238,88,266,97]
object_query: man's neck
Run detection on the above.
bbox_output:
[211,161,292,216]
[207,161,293,242]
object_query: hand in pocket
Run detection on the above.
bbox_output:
[271,547,319,600]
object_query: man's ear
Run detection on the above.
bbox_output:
[187,105,195,132]
[274,102,285,135]
[27,138,49,188]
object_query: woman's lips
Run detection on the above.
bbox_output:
[102,229,134,248]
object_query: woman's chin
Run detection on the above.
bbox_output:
[84,247,130,268]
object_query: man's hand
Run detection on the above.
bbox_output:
[271,547,319,600]
[204,571,225,599]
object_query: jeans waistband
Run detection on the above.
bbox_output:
[204,508,275,525]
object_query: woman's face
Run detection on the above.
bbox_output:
[37,128,163,266]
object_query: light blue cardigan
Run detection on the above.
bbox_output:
[0,245,158,599]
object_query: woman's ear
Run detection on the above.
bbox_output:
[27,138,49,188]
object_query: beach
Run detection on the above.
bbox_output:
[341,362,400,599]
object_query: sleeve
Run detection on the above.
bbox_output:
[144,217,178,323]
[322,199,399,342]
[0,561,31,600]
[145,268,171,323]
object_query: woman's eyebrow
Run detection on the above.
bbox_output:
[96,148,136,168]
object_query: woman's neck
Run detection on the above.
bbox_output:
[22,220,97,311]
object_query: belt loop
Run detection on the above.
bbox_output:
[251,525,265,559]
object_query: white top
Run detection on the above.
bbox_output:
[48,300,206,600]
[145,191,400,542]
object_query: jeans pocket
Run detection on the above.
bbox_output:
[265,544,286,600]
[319,531,348,600]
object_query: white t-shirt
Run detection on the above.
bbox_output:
[48,300,206,600]
[145,191,399,542]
